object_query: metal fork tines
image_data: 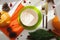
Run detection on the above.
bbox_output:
[42,6,45,28]
[42,2,48,29]
[45,2,48,29]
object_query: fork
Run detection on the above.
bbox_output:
[42,6,45,28]
[44,2,48,29]
[42,2,48,29]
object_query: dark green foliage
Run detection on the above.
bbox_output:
[56,37,60,40]
[28,29,55,40]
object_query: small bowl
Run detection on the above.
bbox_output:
[18,6,42,30]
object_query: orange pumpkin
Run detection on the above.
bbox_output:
[52,16,60,31]
[0,11,10,27]
[52,16,60,36]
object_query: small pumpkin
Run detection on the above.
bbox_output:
[52,16,60,31]
[0,11,10,27]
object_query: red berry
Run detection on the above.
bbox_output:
[24,0,26,3]
[9,32,17,38]
[10,3,12,7]
[7,27,12,32]
[52,5,55,9]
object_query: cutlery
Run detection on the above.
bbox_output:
[45,2,48,29]
[43,15,44,28]
[42,2,48,29]
[42,6,45,28]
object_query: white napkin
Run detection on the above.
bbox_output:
[9,0,22,17]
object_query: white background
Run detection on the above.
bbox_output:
[0,0,56,40]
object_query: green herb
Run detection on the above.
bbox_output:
[56,37,60,40]
[28,29,55,40]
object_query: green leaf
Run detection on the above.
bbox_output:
[28,29,55,40]
[57,37,60,40]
